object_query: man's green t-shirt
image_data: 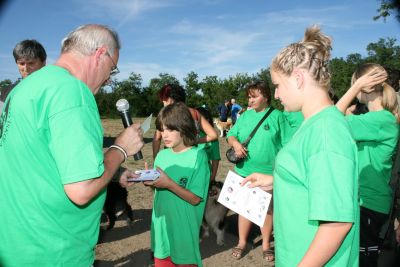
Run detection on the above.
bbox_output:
[347,110,399,214]
[0,65,105,267]
[151,146,210,266]
[274,106,359,266]
[227,107,283,176]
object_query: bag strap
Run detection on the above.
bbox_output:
[242,107,275,147]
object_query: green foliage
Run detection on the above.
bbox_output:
[0,79,13,93]
[374,0,400,22]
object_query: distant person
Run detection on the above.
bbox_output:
[0,24,144,266]
[242,25,359,266]
[217,99,230,136]
[217,99,230,122]
[336,63,399,267]
[152,83,217,159]
[230,98,243,124]
[0,39,46,115]
[129,102,210,266]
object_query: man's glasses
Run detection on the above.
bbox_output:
[106,51,120,76]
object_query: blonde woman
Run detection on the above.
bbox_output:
[336,63,399,267]
[242,25,359,266]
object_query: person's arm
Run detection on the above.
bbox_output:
[240,172,273,191]
[196,114,218,144]
[227,135,247,158]
[152,130,162,160]
[64,123,144,206]
[145,168,201,205]
[298,222,353,267]
[336,67,387,113]
[210,159,219,182]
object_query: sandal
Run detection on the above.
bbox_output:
[231,246,244,260]
[263,249,275,262]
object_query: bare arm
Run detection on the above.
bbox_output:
[64,123,143,206]
[210,159,219,182]
[196,114,218,144]
[152,130,162,160]
[298,222,353,267]
[145,168,201,205]
[336,67,387,113]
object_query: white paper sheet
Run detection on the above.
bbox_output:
[218,170,272,227]
[140,113,152,134]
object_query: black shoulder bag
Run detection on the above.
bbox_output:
[226,107,275,164]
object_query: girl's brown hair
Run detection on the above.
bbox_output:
[155,102,197,146]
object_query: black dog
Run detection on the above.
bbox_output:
[103,168,133,230]
[202,181,229,245]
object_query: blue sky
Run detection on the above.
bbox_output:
[0,0,398,86]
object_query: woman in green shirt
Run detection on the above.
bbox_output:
[242,25,359,266]
[336,63,399,267]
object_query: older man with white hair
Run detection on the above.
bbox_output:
[0,24,144,266]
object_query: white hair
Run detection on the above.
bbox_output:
[61,24,121,56]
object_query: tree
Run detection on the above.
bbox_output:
[0,79,13,94]
[374,0,400,22]
[365,38,400,69]
[183,71,202,108]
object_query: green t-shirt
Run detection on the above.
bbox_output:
[347,110,399,214]
[281,111,304,146]
[151,146,210,266]
[0,65,105,267]
[274,106,359,266]
[227,107,283,176]
[198,131,221,161]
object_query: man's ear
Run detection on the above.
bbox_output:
[292,68,305,91]
[94,46,107,66]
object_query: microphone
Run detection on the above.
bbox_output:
[116,99,143,160]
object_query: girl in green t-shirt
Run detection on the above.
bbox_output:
[145,102,210,267]
[241,25,359,266]
[336,63,399,267]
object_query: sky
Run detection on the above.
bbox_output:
[0,0,399,86]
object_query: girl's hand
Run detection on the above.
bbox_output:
[240,173,273,190]
[144,168,172,189]
[354,67,387,94]
[233,142,247,158]
[119,169,140,188]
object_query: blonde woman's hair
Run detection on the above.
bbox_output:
[351,63,398,115]
[271,25,332,90]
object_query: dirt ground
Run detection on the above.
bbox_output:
[95,118,274,267]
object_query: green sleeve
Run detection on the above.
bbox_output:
[49,106,104,184]
[188,150,210,200]
[307,151,356,223]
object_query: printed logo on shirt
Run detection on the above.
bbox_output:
[263,123,270,131]
[179,177,189,188]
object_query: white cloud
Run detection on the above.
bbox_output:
[75,0,175,27]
